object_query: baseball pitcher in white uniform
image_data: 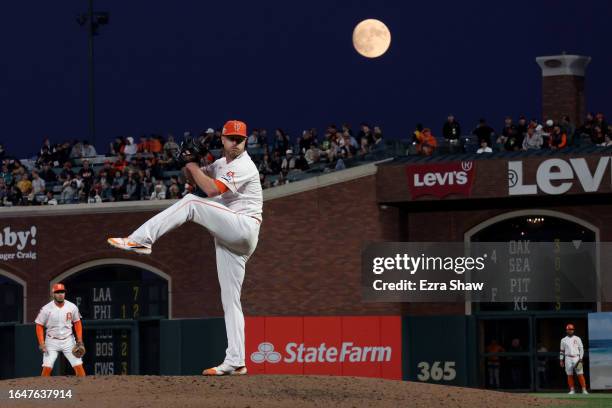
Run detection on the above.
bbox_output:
[108,120,262,376]
[560,323,588,394]
[35,283,86,376]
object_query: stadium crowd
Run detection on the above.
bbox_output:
[412,112,611,155]
[0,112,609,207]
[0,123,385,206]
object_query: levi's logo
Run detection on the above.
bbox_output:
[407,161,475,199]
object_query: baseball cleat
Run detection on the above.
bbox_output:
[568,389,575,395]
[107,238,152,255]
[582,389,589,394]
[202,363,247,376]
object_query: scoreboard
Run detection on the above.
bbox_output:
[60,264,167,375]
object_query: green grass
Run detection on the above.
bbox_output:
[530,392,612,408]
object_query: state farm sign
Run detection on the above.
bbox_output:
[246,316,402,379]
[407,161,475,199]
[508,157,612,196]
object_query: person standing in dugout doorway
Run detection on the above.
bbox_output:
[108,120,262,376]
[35,283,86,376]
[560,323,588,394]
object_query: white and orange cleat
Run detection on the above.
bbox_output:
[202,363,247,376]
[107,238,152,255]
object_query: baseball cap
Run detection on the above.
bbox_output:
[52,283,66,293]
[566,323,575,330]
[222,120,247,138]
[206,128,215,134]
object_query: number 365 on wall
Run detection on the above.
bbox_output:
[416,361,457,381]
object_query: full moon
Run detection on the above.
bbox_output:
[352,19,391,58]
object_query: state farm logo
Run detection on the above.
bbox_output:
[250,342,393,364]
[251,342,282,363]
[508,156,612,196]
[407,161,476,199]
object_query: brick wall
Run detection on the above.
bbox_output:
[542,75,586,124]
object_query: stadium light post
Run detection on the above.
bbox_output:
[77,0,109,148]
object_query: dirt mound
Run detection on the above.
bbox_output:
[1,375,566,408]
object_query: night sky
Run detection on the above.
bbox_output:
[1,0,610,158]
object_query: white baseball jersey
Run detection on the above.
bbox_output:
[560,335,584,359]
[35,300,81,339]
[206,151,263,220]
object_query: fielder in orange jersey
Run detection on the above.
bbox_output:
[35,283,86,377]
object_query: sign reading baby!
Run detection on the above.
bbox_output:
[0,226,38,261]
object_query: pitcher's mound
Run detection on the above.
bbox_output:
[1,375,566,408]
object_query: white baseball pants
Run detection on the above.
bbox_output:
[565,356,584,375]
[129,194,260,367]
[42,336,83,368]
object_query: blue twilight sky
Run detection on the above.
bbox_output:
[1,0,610,158]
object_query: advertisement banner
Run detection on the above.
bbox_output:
[406,161,475,199]
[588,312,612,390]
[246,316,402,379]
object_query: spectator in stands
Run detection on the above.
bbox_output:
[109,137,124,156]
[258,153,274,175]
[87,186,102,204]
[281,149,296,172]
[60,176,77,204]
[44,191,58,205]
[541,119,555,148]
[357,123,373,146]
[522,126,543,150]
[342,123,353,137]
[163,134,180,159]
[560,115,575,145]
[340,130,358,157]
[123,172,141,201]
[592,126,606,145]
[53,142,71,166]
[137,136,150,153]
[247,129,260,149]
[320,131,334,162]
[6,185,23,206]
[37,145,53,166]
[209,129,223,150]
[79,160,95,192]
[599,134,612,147]
[167,180,180,199]
[140,178,154,200]
[416,128,438,156]
[550,126,567,150]
[0,144,5,161]
[442,114,462,153]
[516,116,528,140]
[59,161,75,183]
[123,137,138,159]
[258,128,269,147]
[30,171,46,202]
[305,143,321,165]
[12,161,26,178]
[372,126,384,150]
[1,163,12,186]
[113,153,128,173]
[595,112,608,136]
[82,141,97,157]
[15,174,32,200]
[273,129,290,154]
[39,162,57,183]
[298,130,316,153]
[473,119,495,148]
[358,137,370,156]
[111,171,125,201]
[0,178,7,204]
[149,135,163,154]
[150,180,167,200]
[69,141,84,159]
[476,140,493,154]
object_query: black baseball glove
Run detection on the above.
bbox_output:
[176,137,208,167]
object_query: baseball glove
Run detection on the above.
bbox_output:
[176,137,208,167]
[72,341,86,359]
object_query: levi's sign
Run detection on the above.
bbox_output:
[508,157,611,196]
[407,161,475,199]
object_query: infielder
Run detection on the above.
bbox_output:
[108,120,262,376]
[560,323,588,394]
[35,283,86,376]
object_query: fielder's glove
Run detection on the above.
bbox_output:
[176,137,208,167]
[72,341,86,359]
